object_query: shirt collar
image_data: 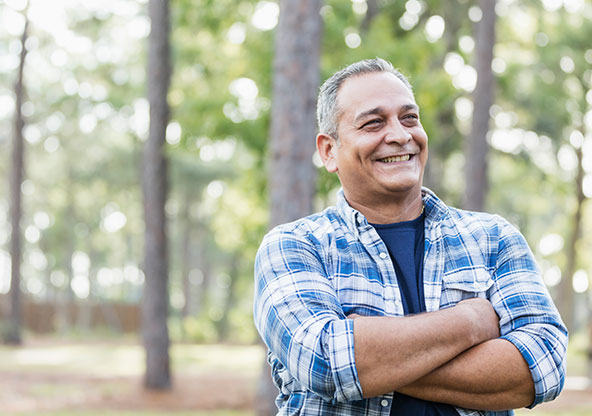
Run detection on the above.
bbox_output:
[421,187,448,225]
[335,187,448,233]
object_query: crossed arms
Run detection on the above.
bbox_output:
[254,223,567,411]
[351,298,534,410]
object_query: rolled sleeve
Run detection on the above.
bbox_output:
[491,219,568,407]
[254,228,363,403]
[502,324,567,406]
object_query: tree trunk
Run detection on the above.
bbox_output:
[5,18,28,345]
[217,253,240,342]
[462,0,496,211]
[197,235,211,317]
[360,0,379,34]
[557,145,585,332]
[142,0,172,390]
[259,1,323,414]
[268,0,323,228]
[180,195,193,319]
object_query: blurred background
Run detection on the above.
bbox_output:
[0,0,591,414]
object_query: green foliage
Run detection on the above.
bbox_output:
[173,315,219,343]
[0,0,590,343]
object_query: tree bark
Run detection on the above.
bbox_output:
[462,0,496,211]
[5,18,28,345]
[268,0,323,228]
[557,145,585,332]
[259,1,324,414]
[142,0,172,390]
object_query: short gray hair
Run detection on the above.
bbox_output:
[316,58,413,139]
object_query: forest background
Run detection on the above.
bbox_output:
[0,0,591,414]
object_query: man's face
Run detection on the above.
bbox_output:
[320,71,428,206]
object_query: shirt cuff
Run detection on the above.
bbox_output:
[324,317,364,403]
[501,328,566,408]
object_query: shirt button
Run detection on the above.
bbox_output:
[381,399,389,407]
[379,252,387,259]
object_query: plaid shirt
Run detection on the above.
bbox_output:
[254,188,567,416]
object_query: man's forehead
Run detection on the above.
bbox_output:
[336,72,415,114]
[337,72,419,120]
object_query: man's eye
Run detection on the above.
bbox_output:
[362,119,382,128]
[402,114,419,124]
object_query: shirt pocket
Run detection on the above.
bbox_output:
[441,267,494,303]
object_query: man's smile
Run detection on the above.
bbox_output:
[376,154,413,163]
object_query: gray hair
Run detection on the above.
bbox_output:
[316,58,413,139]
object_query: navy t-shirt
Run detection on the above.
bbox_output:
[372,213,459,416]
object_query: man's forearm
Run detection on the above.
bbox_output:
[353,298,500,397]
[398,338,534,411]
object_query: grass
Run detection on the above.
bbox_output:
[9,412,252,416]
[1,335,591,415]
[0,339,264,377]
[516,411,591,416]
[0,338,264,415]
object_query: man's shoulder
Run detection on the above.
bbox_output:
[263,206,348,245]
[445,205,507,227]
[438,205,523,250]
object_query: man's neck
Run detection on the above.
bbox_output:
[344,189,424,224]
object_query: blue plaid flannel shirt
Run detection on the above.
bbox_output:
[253,188,567,416]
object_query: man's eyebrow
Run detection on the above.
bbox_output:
[353,107,385,124]
[401,104,419,113]
[353,104,419,124]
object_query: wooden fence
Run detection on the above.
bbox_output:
[0,295,140,333]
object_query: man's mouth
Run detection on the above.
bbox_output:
[377,154,411,163]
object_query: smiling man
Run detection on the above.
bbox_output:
[254,58,567,415]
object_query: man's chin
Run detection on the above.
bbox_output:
[379,180,422,195]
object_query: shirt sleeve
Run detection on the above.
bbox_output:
[253,226,363,403]
[489,218,568,408]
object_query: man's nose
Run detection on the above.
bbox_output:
[384,120,412,144]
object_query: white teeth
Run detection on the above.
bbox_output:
[379,154,410,163]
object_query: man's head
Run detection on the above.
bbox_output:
[316,58,428,218]
[316,58,413,140]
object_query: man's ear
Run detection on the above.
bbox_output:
[316,133,338,173]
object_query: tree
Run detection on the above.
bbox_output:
[5,17,29,345]
[141,0,172,390]
[258,0,324,414]
[463,0,496,211]
[267,0,323,228]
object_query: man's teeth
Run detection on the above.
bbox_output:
[379,155,410,163]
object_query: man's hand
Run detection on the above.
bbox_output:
[455,297,500,345]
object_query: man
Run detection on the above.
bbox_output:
[254,58,567,415]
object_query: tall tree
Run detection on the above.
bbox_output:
[463,0,496,211]
[258,1,324,414]
[360,0,380,34]
[5,18,29,345]
[141,0,172,389]
[267,0,323,228]
[558,145,585,332]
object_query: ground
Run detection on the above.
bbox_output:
[2,371,254,413]
[1,337,591,415]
